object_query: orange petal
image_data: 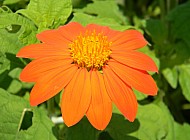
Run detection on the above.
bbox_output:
[103,66,137,121]
[29,65,78,106]
[59,22,85,40]
[61,68,91,127]
[111,50,158,72]
[110,30,148,50]
[16,43,70,59]
[20,57,72,82]
[85,24,120,40]
[86,24,110,34]
[36,29,71,45]
[108,60,158,95]
[86,70,112,130]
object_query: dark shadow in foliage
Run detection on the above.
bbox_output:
[61,113,140,140]
[6,52,29,69]
[5,25,21,33]
[105,113,140,140]
[98,131,114,140]
[52,126,59,140]
[0,71,12,89]
[19,110,33,131]
[62,117,99,140]
[0,53,30,90]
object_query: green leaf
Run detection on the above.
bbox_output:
[154,98,175,140]
[0,28,23,54]
[167,1,190,47]
[160,42,190,69]
[0,13,38,47]
[0,53,26,93]
[133,89,148,101]
[17,108,58,140]
[174,122,190,139]
[162,67,178,89]
[72,13,133,31]
[0,88,58,140]
[107,106,140,140]
[3,0,21,5]
[109,102,174,140]
[0,52,10,75]
[0,88,30,139]
[178,64,190,102]
[62,117,99,140]
[131,103,174,140]
[5,68,22,94]
[17,0,72,31]
[145,19,167,45]
[80,0,127,24]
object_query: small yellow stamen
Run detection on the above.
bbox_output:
[69,30,112,70]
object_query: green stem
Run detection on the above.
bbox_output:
[47,98,55,117]
[167,0,178,13]
[182,104,190,110]
[159,0,166,21]
[17,108,32,132]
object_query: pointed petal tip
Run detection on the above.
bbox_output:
[16,50,25,58]
[30,99,39,107]
[148,86,158,96]
[89,122,108,131]
[61,112,81,128]
[128,117,135,122]
[64,120,76,127]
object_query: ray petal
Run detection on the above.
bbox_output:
[20,57,72,82]
[85,24,121,44]
[86,70,112,130]
[111,50,158,72]
[108,60,158,95]
[61,68,91,127]
[86,24,110,34]
[36,29,71,45]
[103,66,137,121]
[110,30,148,50]
[29,65,78,106]
[16,43,70,59]
[59,22,85,40]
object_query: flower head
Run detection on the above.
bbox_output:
[17,22,158,130]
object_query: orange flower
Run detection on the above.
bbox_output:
[17,22,158,130]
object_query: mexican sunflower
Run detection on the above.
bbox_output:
[17,22,158,130]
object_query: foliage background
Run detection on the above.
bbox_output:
[0,0,190,139]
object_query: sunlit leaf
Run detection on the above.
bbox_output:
[174,122,190,139]
[109,102,174,140]
[133,89,148,101]
[0,13,37,47]
[131,103,174,140]
[72,13,133,31]
[17,0,72,31]
[0,89,58,140]
[162,67,178,89]
[79,0,127,24]
[3,0,21,5]
[179,64,190,102]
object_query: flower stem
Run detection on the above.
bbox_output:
[17,108,32,132]
[167,0,178,13]
[159,0,166,21]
